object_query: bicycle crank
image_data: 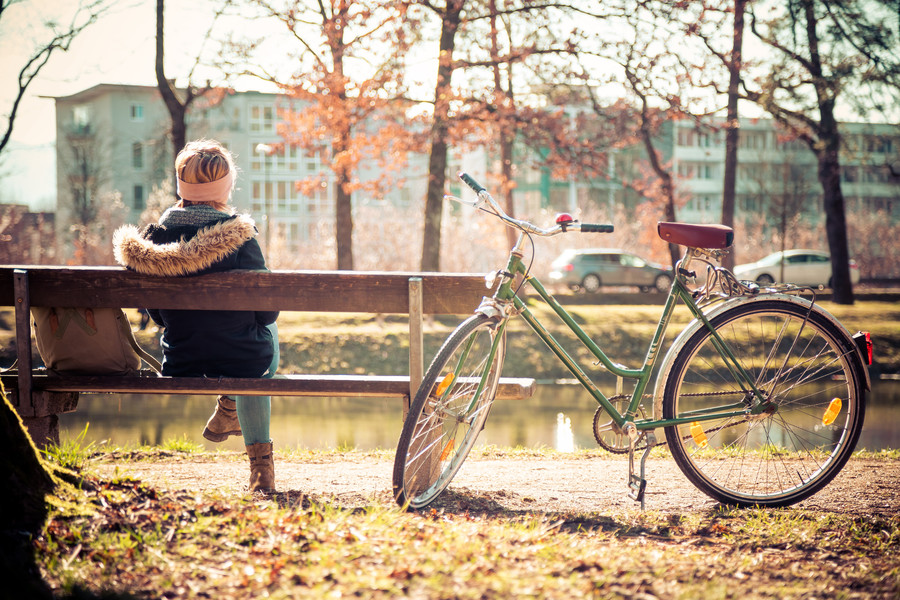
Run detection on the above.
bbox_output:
[593,397,647,454]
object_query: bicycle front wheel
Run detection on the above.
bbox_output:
[393,314,506,510]
[662,299,866,507]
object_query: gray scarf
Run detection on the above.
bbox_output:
[159,205,233,229]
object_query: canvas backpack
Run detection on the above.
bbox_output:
[31,307,162,375]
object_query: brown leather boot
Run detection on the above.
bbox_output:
[202,395,241,442]
[246,441,275,493]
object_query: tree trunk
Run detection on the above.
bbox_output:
[816,129,855,304]
[721,0,745,270]
[489,1,518,252]
[156,0,188,181]
[638,113,680,268]
[335,162,355,271]
[421,1,464,272]
[801,1,854,304]
[0,393,57,598]
[330,22,354,271]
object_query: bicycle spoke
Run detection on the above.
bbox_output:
[394,315,505,509]
[664,300,864,507]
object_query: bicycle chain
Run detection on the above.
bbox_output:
[592,390,754,451]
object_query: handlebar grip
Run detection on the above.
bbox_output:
[459,172,486,194]
[581,224,615,233]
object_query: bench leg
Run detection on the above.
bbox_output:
[11,391,79,449]
[22,415,60,449]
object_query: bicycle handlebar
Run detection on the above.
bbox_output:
[581,223,615,233]
[450,172,614,237]
[460,172,486,194]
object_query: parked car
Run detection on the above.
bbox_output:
[548,248,673,293]
[733,249,861,287]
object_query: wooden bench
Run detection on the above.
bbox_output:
[0,266,535,447]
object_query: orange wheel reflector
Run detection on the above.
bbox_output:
[439,439,455,461]
[822,398,842,426]
[436,373,455,396]
[690,422,709,448]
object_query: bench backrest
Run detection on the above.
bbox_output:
[1,266,494,406]
[0,267,488,313]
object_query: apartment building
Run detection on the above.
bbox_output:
[49,84,898,263]
[665,118,899,224]
[50,83,430,261]
[504,115,898,230]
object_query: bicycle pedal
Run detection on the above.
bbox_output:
[628,474,647,503]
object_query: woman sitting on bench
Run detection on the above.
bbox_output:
[113,139,279,494]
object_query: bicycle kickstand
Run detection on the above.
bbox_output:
[627,430,657,511]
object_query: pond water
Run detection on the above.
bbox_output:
[58,379,900,453]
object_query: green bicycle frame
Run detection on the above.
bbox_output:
[486,244,768,432]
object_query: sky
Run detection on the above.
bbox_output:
[1,0,238,146]
[0,0,432,209]
[0,1,273,209]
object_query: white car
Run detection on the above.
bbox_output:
[734,250,861,287]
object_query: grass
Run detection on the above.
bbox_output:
[34,472,900,599]
[2,297,899,378]
[13,297,900,597]
[264,298,900,378]
[40,423,96,471]
[32,441,900,599]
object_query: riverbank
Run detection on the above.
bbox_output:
[3,294,899,378]
[137,295,900,379]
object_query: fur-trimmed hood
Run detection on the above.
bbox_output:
[113,214,259,277]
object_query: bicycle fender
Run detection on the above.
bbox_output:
[652,294,870,423]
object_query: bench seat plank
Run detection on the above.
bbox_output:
[2,372,536,400]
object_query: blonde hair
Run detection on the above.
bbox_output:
[175,139,237,211]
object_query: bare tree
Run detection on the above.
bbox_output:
[720,0,746,270]
[228,0,415,271]
[155,0,224,170]
[696,0,900,304]
[419,0,465,272]
[416,0,606,271]
[60,127,105,227]
[0,0,109,156]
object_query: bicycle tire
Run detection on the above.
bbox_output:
[662,299,866,507]
[393,314,506,510]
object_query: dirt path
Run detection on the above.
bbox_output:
[94,453,899,517]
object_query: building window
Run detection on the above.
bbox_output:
[132,142,144,169]
[677,162,715,180]
[130,104,144,120]
[677,163,695,179]
[865,136,894,154]
[841,166,858,183]
[133,185,145,210]
[677,128,695,147]
[73,105,91,134]
[739,131,767,150]
[249,105,275,133]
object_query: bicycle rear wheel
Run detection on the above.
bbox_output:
[662,299,866,507]
[393,314,506,510]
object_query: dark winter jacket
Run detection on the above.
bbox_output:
[113,208,278,378]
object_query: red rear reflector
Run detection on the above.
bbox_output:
[864,332,873,366]
[854,331,873,366]
[564,264,574,272]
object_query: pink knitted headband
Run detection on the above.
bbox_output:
[176,172,233,202]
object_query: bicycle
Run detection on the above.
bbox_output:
[393,172,872,510]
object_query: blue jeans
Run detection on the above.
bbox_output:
[234,322,278,445]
